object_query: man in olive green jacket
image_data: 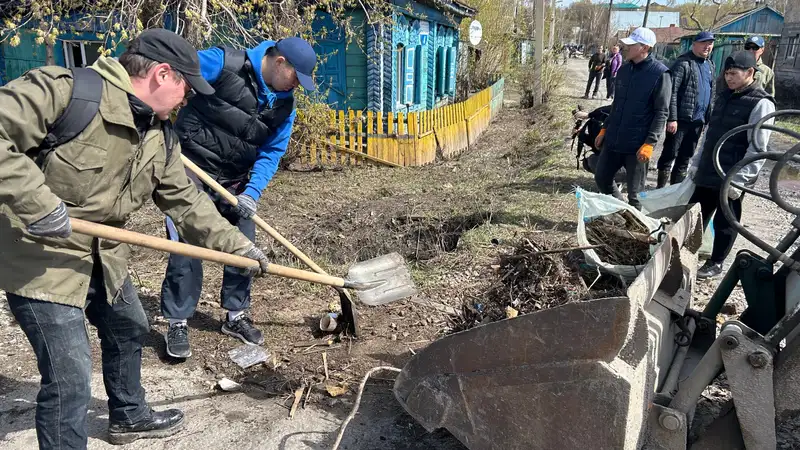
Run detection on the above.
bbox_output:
[0,29,269,449]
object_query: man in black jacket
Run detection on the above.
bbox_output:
[657,31,715,188]
[688,51,775,279]
[584,46,606,99]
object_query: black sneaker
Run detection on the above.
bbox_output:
[698,261,723,279]
[108,408,184,445]
[221,315,264,345]
[165,323,191,359]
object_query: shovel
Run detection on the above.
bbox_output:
[70,218,417,306]
[180,155,361,334]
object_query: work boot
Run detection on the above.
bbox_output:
[108,408,185,445]
[697,261,723,279]
[656,170,670,189]
[221,315,264,345]
[165,322,191,359]
[671,169,688,185]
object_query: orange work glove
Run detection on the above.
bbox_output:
[637,143,654,162]
[594,128,606,150]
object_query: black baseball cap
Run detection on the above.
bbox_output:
[724,50,757,71]
[128,28,214,95]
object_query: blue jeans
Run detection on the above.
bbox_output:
[7,266,150,450]
[160,180,256,320]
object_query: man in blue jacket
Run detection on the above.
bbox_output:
[160,38,317,358]
[594,27,671,209]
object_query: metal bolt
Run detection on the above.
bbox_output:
[723,335,739,349]
[659,413,681,431]
[738,258,751,269]
[748,352,769,368]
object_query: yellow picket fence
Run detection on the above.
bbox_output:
[298,78,504,168]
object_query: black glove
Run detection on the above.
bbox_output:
[27,202,72,238]
[239,245,269,277]
[235,194,257,219]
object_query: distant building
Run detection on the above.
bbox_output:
[650,25,692,62]
[680,5,784,77]
[775,1,800,103]
[610,2,680,32]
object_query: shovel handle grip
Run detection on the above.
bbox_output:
[70,218,349,288]
[180,155,329,275]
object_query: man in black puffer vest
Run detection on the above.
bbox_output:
[688,51,776,279]
[160,38,317,358]
[595,27,671,209]
[657,31,716,188]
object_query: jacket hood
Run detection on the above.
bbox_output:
[90,56,136,95]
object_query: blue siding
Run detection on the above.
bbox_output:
[719,8,784,35]
[312,12,347,109]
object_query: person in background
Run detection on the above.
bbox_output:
[745,35,775,96]
[159,38,317,358]
[605,45,622,99]
[584,45,606,99]
[594,27,671,209]
[688,50,775,279]
[656,31,716,188]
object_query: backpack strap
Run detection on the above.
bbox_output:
[36,67,103,168]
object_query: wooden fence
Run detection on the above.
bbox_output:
[298,78,505,168]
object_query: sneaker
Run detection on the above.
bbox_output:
[698,261,723,279]
[108,408,185,445]
[221,315,264,345]
[165,323,191,359]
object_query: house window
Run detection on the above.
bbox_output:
[63,41,102,68]
[789,35,799,59]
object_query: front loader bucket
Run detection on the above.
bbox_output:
[394,204,704,450]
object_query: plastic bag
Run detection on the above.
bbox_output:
[575,188,662,281]
[637,178,714,257]
[638,177,696,215]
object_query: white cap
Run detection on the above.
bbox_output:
[621,27,657,47]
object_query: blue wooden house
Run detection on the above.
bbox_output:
[680,5,784,76]
[0,14,127,85]
[311,0,476,113]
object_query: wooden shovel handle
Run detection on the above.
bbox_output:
[70,218,348,288]
[180,155,329,275]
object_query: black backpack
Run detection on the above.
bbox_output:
[35,67,176,168]
[573,105,611,170]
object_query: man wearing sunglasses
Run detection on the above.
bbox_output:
[160,38,317,358]
[0,29,271,448]
[744,35,775,96]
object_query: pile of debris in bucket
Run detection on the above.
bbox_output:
[584,210,653,266]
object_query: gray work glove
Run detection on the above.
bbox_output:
[239,244,269,278]
[235,194,257,219]
[27,202,72,238]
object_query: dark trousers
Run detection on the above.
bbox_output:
[585,71,602,97]
[606,75,615,98]
[160,184,256,320]
[7,266,150,450]
[657,121,704,182]
[690,185,744,264]
[594,149,647,209]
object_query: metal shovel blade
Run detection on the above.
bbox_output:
[347,252,417,306]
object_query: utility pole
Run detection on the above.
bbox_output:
[606,0,614,46]
[642,0,652,27]
[548,0,557,50]
[534,0,545,106]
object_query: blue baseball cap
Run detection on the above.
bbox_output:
[694,31,715,42]
[746,36,765,48]
[276,37,317,91]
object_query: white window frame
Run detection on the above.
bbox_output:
[62,40,89,68]
[788,35,799,59]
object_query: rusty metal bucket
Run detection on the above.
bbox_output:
[393,204,704,450]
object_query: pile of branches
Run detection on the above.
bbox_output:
[450,237,624,333]
[585,211,653,266]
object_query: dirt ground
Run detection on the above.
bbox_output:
[2,57,798,449]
